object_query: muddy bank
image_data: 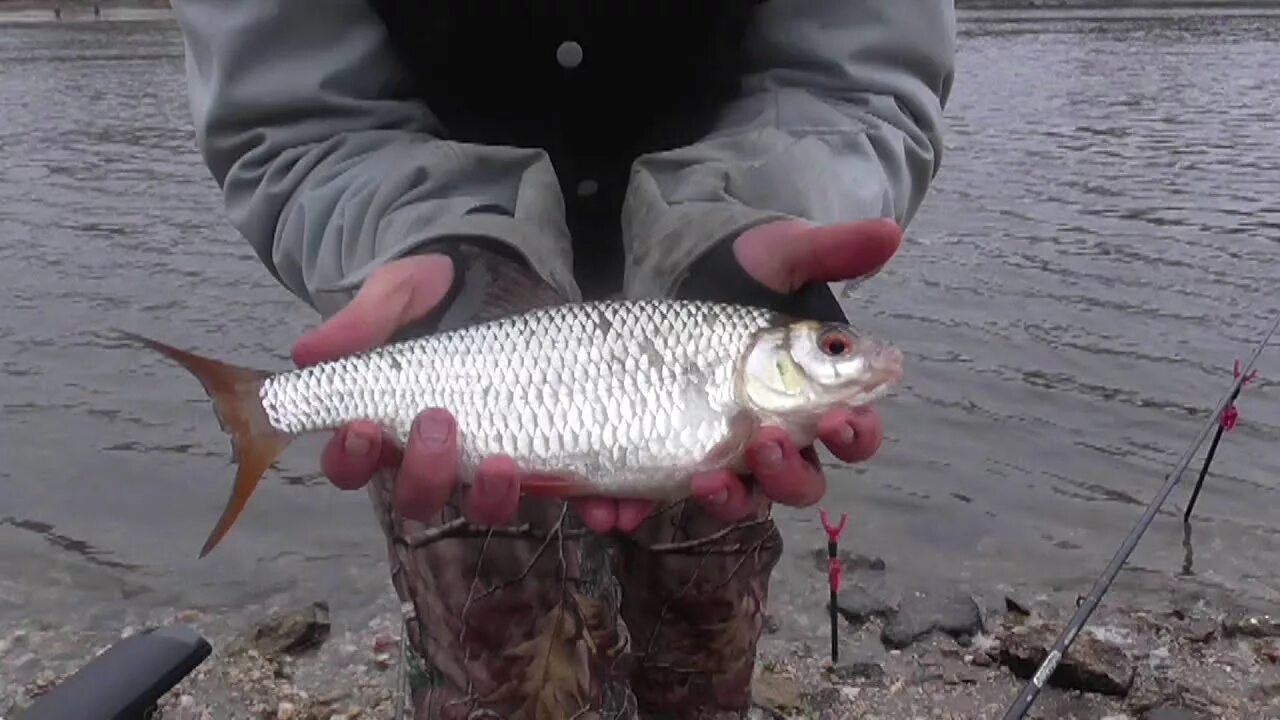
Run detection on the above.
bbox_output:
[5,552,1280,719]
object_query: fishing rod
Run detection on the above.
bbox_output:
[1000,309,1280,720]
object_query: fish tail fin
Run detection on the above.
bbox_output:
[122,332,293,558]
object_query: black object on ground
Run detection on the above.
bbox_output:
[16,624,211,720]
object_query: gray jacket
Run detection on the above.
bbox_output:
[172,0,956,318]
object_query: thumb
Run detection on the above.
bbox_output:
[735,218,902,293]
[292,253,455,368]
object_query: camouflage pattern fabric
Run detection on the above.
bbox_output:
[358,246,785,719]
[366,473,782,720]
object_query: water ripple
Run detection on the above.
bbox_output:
[2,12,1279,635]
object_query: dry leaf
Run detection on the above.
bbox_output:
[482,590,609,720]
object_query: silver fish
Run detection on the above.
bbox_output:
[125,298,903,556]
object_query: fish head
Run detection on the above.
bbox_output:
[740,319,904,430]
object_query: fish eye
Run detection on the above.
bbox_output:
[818,329,855,357]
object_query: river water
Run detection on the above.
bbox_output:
[1,10,1278,644]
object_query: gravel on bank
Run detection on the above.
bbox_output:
[5,551,1280,719]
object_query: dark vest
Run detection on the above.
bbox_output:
[364,0,762,299]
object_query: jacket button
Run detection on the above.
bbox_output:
[575,179,599,197]
[556,41,583,69]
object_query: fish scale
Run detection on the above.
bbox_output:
[258,299,777,496]
[124,296,903,556]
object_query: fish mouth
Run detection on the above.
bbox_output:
[861,344,905,394]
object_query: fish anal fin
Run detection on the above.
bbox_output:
[518,472,595,499]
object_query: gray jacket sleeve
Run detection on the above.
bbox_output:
[621,0,957,298]
[172,0,580,318]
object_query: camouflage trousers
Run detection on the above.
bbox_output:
[366,470,783,720]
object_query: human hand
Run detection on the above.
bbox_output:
[683,217,902,522]
[292,253,526,527]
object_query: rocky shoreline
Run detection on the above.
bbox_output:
[4,547,1279,719]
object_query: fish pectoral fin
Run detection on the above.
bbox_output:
[696,410,760,474]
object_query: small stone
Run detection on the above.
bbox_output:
[314,688,351,708]
[1260,640,1280,664]
[752,668,804,714]
[371,634,398,654]
[802,686,841,712]
[999,621,1135,697]
[881,584,983,649]
[246,601,331,658]
[1005,595,1032,617]
[33,670,57,691]
[832,585,896,627]
[944,670,979,685]
[911,663,944,684]
[1180,619,1217,643]
[168,695,207,720]
[1223,613,1280,639]
[968,632,1000,666]
[830,660,885,684]
[1250,681,1280,702]
[1142,707,1206,720]
[277,701,297,720]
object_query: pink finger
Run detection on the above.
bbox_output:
[320,421,386,490]
[290,254,454,368]
[747,428,827,507]
[615,500,657,534]
[571,499,618,533]
[690,470,756,523]
[793,219,902,285]
[395,409,459,522]
[465,455,521,526]
[817,407,884,463]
